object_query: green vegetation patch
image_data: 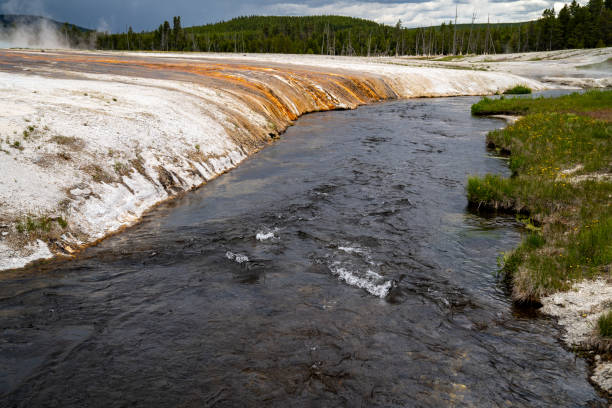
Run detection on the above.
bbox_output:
[503,85,532,95]
[471,90,612,116]
[113,161,132,177]
[23,125,36,139]
[599,310,612,338]
[435,55,466,62]
[16,216,68,234]
[468,90,612,303]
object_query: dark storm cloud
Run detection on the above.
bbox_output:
[0,0,566,32]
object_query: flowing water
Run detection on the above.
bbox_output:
[0,97,606,407]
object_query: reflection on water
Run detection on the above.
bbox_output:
[0,96,606,407]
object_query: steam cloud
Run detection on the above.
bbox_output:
[0,18,69,49]
[0,0,68,49]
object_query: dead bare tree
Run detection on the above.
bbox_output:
[484,15,496,54]
[346,30,355,56]
[321,23,334,55]
[190,29,197,51]
[467,11,476,54]
[452,5,458,55]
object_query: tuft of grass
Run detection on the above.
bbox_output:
[51,135,77,145]
[503,85,532,95]
[83,164,115,183]
[113,161,132,177]
[22,125,35,139]
[467,174,514,210]
[599,310,612,338]
[16,216,55,233]
[57,217,68,228]
[468,90,612,302]
[15,215,68,246]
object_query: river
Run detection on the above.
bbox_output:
[0,96,605,406]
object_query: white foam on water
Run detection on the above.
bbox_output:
[338,246,366,254]
[256,228,279,241]
[338,244,377,266]
[329,263,393,298]
[225,251,249,264]
[256,231,275,241]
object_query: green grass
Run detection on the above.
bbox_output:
[15,216,68,241]
[467,90,612,302]
[471,90,612,116]
[467,174,515,210]
[598,310,612,338]
[503,85,532,95]
[435,55,466,62]
[22,125,35,139]
[57,217,68,228]
[16,217,51,233]
[113,161,131,177]
[15,216,65,234]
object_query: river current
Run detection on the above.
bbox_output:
[0,96,606,406]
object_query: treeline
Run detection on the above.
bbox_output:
[96,0,612,55]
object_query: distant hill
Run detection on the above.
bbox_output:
[192,15,524,33]
[0,14,91,32]
[96,14,544,55]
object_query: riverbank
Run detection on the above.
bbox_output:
[467,90,612,394]
[0,49,547,270]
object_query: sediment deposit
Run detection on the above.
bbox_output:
[541,279,612,394]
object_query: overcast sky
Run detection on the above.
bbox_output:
[1,0,579,33]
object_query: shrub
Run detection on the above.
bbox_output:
[503,85,532,95]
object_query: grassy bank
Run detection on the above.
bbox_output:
[471,90,612,116]
[467,90,612,305]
